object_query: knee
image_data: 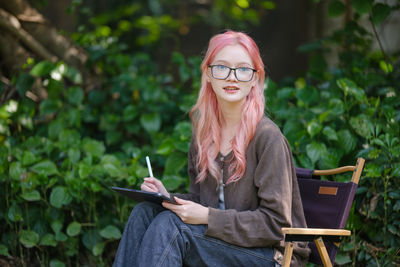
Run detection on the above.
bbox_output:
[133,201,156,213]
[151,211,184,230]
[127,202,163,224]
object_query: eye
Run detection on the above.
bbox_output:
[215,65,228,70]
[237,67,252,73]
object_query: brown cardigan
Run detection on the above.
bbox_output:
[174,116,310,266]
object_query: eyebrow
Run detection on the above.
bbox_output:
[212,60,253,67]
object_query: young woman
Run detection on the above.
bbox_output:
[113,31,310,267]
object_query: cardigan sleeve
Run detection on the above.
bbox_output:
[205,130,294,247]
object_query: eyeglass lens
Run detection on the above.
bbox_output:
[211,65,254,82]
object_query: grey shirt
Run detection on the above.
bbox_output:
[174,116,310,266]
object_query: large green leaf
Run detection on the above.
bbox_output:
[100,225,121,239]
[123,105,139,121]
[39,99,62,115]
[164,152,188,175]
[0,244,10,257]
[66,221,81,237]
[39,233,57,247]
[163,175,185,191]
[140,113,161,133]
[47,79,64,99]
[352,0,373,15]
[391,163,400,177]
[328,98,345,116]
[82,230,102,250]
[105,130,122,145]
[103,163,122,178]
[31,160,59,176]
[283,120,305,145]
[320,152,340,170]
[92,242,105,256]
[59,129,81,148]
[30,61,56,77]
[306,142,327,164]
[350,115,374,138]
[156,138,175,155]
[51,220,63,234]
[296,86,318,105]
[9,162,24,181]
[22,151,37,166]
[21,190,41,201]
[8,203,23,222]
[277,87,294,100]
[365,164,381,178]
[337,130,357,154]
[50,186,71,208]
[328,0,345,17]
[336,78,366,102]
[307,120,322,138]
[173,122,192,153]
[372,3,391,25]
[19,230,40,248]
[136,165,150,178]
[55,232,68,242]
[335,253,352,265]
[68,148,81,164]
[48,120,64,140]
[82,139,105,158]
[322,126,338,141]
[78,163,92,179]
[50,259,66,267]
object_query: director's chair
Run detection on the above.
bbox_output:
[282,158,365,267]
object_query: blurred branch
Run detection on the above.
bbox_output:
[369,15,392,65]
[0,75,16,105]
[0,8,57,61]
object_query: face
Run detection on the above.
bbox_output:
[207,44,257,105]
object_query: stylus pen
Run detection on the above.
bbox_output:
[146,156,154,177]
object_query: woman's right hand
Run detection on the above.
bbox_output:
[141,177,170,198]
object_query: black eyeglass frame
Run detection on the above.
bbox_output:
[208,65,257,82]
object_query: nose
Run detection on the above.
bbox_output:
[226,69,238,81]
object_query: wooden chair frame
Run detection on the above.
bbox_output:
[281,158,365,267]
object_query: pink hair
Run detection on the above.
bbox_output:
[190,31,265,184]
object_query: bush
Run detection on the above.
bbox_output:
[0,40,200,265]
[266,2,400,265]
[1,1,399,266]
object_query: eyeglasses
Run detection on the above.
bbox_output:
[208,65,256,82]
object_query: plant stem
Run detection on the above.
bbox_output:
[369,15,392,65]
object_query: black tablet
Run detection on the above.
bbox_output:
[111,187,178,205]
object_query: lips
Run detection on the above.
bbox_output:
[223,86,239,91]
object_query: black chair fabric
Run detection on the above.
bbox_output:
[296,176,358,265]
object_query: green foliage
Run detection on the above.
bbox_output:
[70,0,276,53]
[0,39,200,265]
[1,0,399,266]
[267,1,400,265]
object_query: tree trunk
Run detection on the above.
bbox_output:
[0,0,89,103]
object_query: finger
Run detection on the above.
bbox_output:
[174,197,190,205]
[142,180,158,190]
[162,201,178,211]
[141,184,157,192]
[144,177,160,184]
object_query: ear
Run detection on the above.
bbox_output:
[251,72,259,88]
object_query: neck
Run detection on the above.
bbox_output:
[218,99,243,128]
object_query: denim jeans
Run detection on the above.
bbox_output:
[113,202,279,267]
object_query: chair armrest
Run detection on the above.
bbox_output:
[282,228,351,236]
